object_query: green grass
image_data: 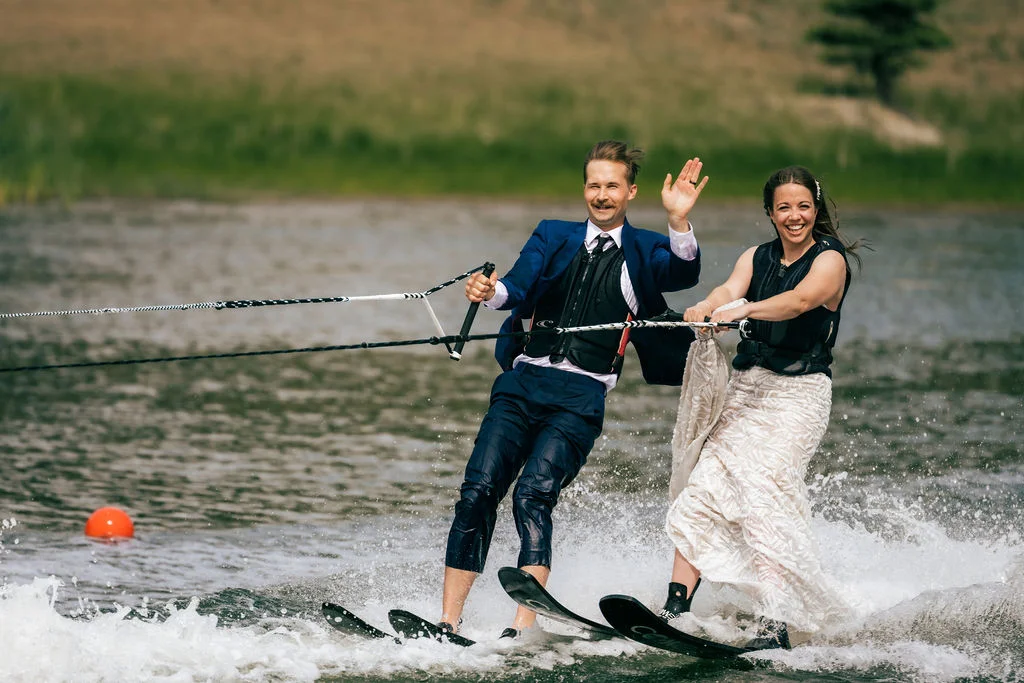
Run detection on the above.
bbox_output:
[1,74,1021,206]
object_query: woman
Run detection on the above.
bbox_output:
[660,165,863,649]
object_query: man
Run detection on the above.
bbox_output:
[441,140,708,638]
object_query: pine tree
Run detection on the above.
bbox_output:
[806,0,952,106]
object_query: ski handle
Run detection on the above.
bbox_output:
[449,262,496,360]
[705,316,750,337]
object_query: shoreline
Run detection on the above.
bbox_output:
[3,193,1022,215]
[2,73,1021,210]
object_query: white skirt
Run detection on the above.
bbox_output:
[665,365,850,633]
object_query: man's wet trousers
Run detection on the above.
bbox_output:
[445,362,606,573]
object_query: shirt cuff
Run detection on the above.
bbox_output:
[483,280,509,309]
[668,222,698,261]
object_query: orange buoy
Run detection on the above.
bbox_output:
[84,507,134,540]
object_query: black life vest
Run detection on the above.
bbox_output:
[733,237,851,378]
[524,240,630,374]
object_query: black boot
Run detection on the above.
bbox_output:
[658,578,701,621]
[747,617,791,650]
[436,617,464,641]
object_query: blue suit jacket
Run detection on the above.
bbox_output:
[493,218,701,385]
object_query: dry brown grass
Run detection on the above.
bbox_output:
[3,0,1020,90]
[0,0,1021,146]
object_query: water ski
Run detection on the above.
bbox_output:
[387,609,476,647]
[321,602,396,641]
[599,594,774,660]
[497,566,619,640]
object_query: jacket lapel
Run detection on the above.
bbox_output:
[621,218,646,315]
[544,220,587,285]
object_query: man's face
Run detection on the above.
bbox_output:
[584,160,637,230]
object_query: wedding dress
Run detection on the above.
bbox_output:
[665,329,850,633]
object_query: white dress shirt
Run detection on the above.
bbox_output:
[485,221,698,391]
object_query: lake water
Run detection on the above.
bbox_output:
[1,199,1022,682]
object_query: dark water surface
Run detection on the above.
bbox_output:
[1,200,1022,682]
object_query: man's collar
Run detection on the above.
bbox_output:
[585,220,623,248]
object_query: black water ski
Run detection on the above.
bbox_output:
[322,602,396,641]
[498,566,619,640]
[387,609,476,647]
[599,594,764,660]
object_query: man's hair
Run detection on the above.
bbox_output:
[583,140,644,185]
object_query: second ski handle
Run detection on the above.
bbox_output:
[450,262,496,361]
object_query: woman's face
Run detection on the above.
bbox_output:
[769,183,817,250]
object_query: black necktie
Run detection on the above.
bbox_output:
[595,233,612,253]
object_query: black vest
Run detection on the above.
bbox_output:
[524,240,630,374]
[733,237,851,378]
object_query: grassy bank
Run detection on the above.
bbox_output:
[1,0,1022,205]
[2,74,1020,206]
